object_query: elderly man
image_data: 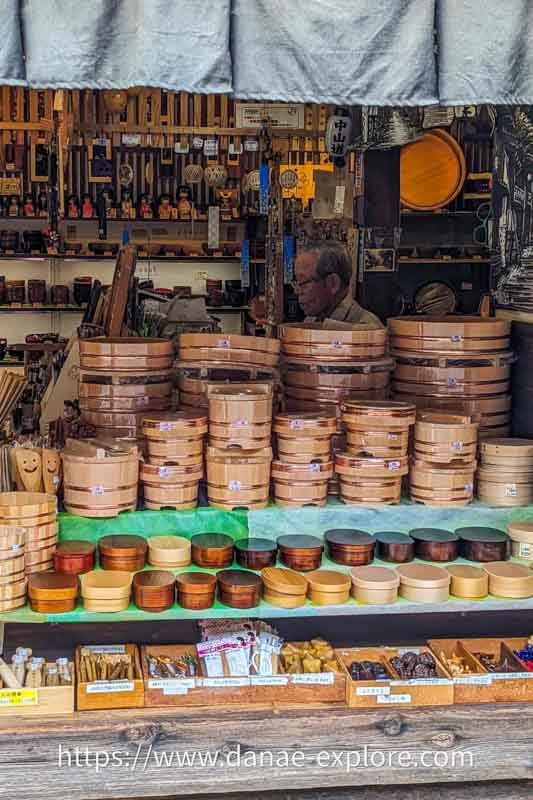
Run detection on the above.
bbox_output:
[293,240,383,328]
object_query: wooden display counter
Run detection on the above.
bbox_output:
[1,701,532,799]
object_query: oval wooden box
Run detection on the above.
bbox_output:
[54,541,96,575]
[28,571,78,601]
[261,566,308,606]
[340,476,402,505]
[217,569,262,608]
[340,399,416,430]
[350,565,400,604]
[409,528,460,562]
[306,569,351,605]
[179,332,280,358]
[388,316,510,353]
[82,597,131,612]
[483,562,533,598]
[345,429,409,458]
[235,538,277,570]
[30,597,77,614]
[277,535,324,572]
[79,337,173,371]
[276,435,332,463]
[0,492,57,520]
[148,536,191,568]
[456,527,510,562]
[175,572,217,609]
[446,564,488,599]
[395,563,451,603]
[324,529,375,567]
[207,485,270,510]
[480,437,533,459]
[133,570,175,612]
[146,437,204,460]
[142,411,207,440]
[80,570,133,600]
[206,455,271,487]
[374,531,415,563]
[336,452,409,478]
[273,481,328,506]
[191,533,234,569]
[507,522,533,561]
[98,535,147,569]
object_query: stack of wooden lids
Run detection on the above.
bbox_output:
[80,570,133,612]
[78,337,174,439]
[280,323,390,417]
[395,563,451,603]
[482,562,533,598]
[28,572,79,613]
[271,460,333,507]
[446,564,488,599]
[341,400,415,459]
[98,535,148,571]
[388,316,512,439]
[507,520,533,561]
[147,535,191,568]
[277,534,324,572]
[306,569,351,605]
[133,570,175,612]
[351,565,400,604]
[207,385,272,450]
[62,439,139,518]
[141,410,207,464]
[54,540,96,575]
[335,452,408,505]
[175,572,217,610]
[191,532,234,568]
[206,447,272,510]
[217,569,263,608]
[0,491,58,575]
[0,523,26,611]
[261,566,308,608]
[176,362,280,411]
[178,332,280,369]
[324,528,375,566]
[476,438,533,506]
[235,537,277,570]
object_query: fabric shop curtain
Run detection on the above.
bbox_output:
[0,0,25,85]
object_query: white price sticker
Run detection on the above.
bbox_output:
[11,543,22,553]
[377,693,411,704]
[250,675,289,686]
[217,338,231,349]
[447,377,458,388]
[505,484,518,497]
[308,463,321,473]
[192,137,204,149]
[244,139,259,152]
[234,419,249,427]
[122,134,141,146]
[451,441,464,451]
[356,685,390,696]
[387,433,399,441]
[289,419,304,429]
[334,185,346,215]
[86,681,134,694]
[159,421,172,432]
[158,466,172,478]
[148,679,195,691]
[201,677,250,688]
[454,675,492,686]
[331,339,344,349]
[395,678,451,687]
[388,461,401,471]
[53,475,60,485]
[175,142,190,154]
[398,648,420,655]
[85,645,126,654]
[292,673,334,685]
[228,480,242,491]
[204,139,218,156]
[492,672,533,681]
[450,334,463,343]
[90,485,105,497]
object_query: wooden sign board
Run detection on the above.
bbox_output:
[0,176,22,195]
[235,103,305,129]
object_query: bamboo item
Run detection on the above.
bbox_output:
[175,572,217,610]
[98,535,147,571]
[374,531,415,563]
[234,538,277,570]
[395,563,451,603]
[178,333,280,368]
[306,569,351,605]
[217,569,262,609]
[147,536,191,568]
[482,562,533,599]
[446,565,489,599]
[62,443,138,518]
[277,535,324,572]
[190,533,234,569]
[350,565,400,604]
[324,529,375,566]
[507,521,533,560]
[133,570,175,612]
[409,528,460,562]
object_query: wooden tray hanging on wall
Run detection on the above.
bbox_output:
[400,128,466,211]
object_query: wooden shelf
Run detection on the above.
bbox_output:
[0,305,84,313]
[399,258,490,264]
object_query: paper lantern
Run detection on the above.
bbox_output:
[183,164,204,185]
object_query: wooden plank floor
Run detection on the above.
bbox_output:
[1,702,533,799]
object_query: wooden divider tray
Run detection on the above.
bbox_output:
[76,644,144,711]
[0,661,75,716]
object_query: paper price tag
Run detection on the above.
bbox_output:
[387,433,399,441]
[0,688,37,707]
[451,441,464,451]
[377,693,411,704]
[505,484,518,497]
[356,685,390,696]
[53,475,60,485]
[331,339,344,349]
[395,678,451,687]
[11,543,22,553]
[398,648,420,655]
[450,334,463,343]
[158,467,172,479]
[122,134,141,146]
[217,338,231,349]
[334,185,346,215]
[234,419,249,427]
[86,681,134,694]
[289,419,304,429]
[159,421,172,432]
[454,675,492,686]
[464,483,474,492]
[85,645,126,654]
[308,463,321,473]
[192,137,204,149]
[229,143,243,156]
[250,675,289,686]
[201,677,250,688]
[292,673,334,685]
[228,480,242,491]
[148,679,195,691]
[90,485,105,497]
[204,139,218,156]
[388,461,401,471]
[492,672,533,681]
[244,139,259,152]
[163,686,189,696]
[447,377,458,388]
[175,142,190,154]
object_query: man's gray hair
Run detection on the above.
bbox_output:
[300,240,352,288]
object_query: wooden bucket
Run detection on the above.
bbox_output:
[410,461,475,491]
[79,337,173,371]
[207,485,270,510]
[142,411,208,440]
[179,333,280,367]
[283,357,393,390]
[388,316,510,354]
[339,476,402,505]
[345,428,409,458]
[143,482,199,510]
[273,480,329,506]
[62,449,138,518]
[0,492,57,521]
[340,399,416,430]
[280,323,387,360]
[206,447,272,486]
[477,480,533,507]
[208,422,271,451]
[335,453,409,479]
[276,435,333,463]
[140,462,203,484]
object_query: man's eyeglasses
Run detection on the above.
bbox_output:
[291,276,321,291]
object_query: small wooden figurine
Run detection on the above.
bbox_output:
[37,190,48,218]
[216,185,239,220]
[7,195,19,217]
[177,186,193,220]
[81,193,94,219]
[157,193,172,220]
[120,189,134,219]
[23,194,35,217]
[67,195,80,218]
[138,193,153,219]
[102,188,116,218]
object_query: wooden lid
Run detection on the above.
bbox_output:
[133,570,175,591]
[234,537,277,553]
[80,570,133,598]
[55,540,96,557]
[175,572,217,592]
[351,565,400,589]
[324,529,373,547]
[395,563,451,588]
[28,572,78,599]
[507,522,533,542]
[277,534,324,553]
[217,569,263,591]
[280,322,386,344]
[190,533,234,550]
[400,129,466,211]
[456,527,509,544]
[409,528,459,544]
[306,569,351,591]
[261,566,308,595]
[375,531,414,546]
[481,438,533,457]
[98,535,148,557]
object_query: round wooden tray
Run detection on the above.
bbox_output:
[477,481,533,506]
[392,378,510,397]
[206,458,271,487]
[180,332,279,352]
[476,466,533,483]
[480,437,533,457]
[142,411,208,439]
[180,347,279,367]
[276,437,333,463]
[207,484,270,505]
[340,477,402,505]
[80,396,170,413]
[208,388,272,423]
[396,562,450,602]
[0,492,57,519]
[395,362,511,385]
[143,482,199,506]
[389,315,509,343]
[282,342,386,361]
[280,324,386,360]
[400,128,466,211]
[146,438,204,459]
[415,416,478,443]
[79,379,172,399]
[208,434,271,451]
[206,446,272,463]
[336,452,409,478]
[340,399,416,429]
[410,460,475,489]
[446,564,488,599]
[283,361,393,391]
[282,382,389,404]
